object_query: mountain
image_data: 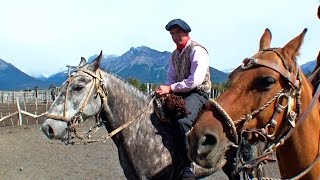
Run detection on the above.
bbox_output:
[0,58,51,90]
[222,68,236,74]
[46,70,69,86]
[301,60,316,75]
[100,46,170,83]
[5,46,316,90]
[45,46,228,86]
[96,46,228,83]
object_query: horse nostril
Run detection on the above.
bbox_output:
[203,134,217,146]
[48,125,54,135]
[42,124,55,139]
[197,133,218,156]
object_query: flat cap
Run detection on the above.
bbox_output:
[165,19,191,32]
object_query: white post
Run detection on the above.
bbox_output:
[16,97,22,126]
[1,112,4,127]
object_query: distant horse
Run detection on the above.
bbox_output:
[188,29,320,179]
[41,52,220,180]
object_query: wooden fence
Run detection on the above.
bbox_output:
[0,88,223,127]
[0,90,55,127]
[0,90,56,104]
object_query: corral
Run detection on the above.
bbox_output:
[0,90,280,179]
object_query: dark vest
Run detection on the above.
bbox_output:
[171,40,211,93]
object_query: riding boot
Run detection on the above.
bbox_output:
[178,135,196,180]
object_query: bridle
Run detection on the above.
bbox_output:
[46,68,108,143]
[46,68,155,144]
[210,49,320,179]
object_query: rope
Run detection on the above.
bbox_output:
[209,99,238,144]
[234,89,284,125]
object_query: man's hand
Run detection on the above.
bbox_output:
[155,85,172,96]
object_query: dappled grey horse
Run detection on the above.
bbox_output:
[41,52,222,180]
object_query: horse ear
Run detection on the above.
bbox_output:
[282,28,307,60]
[78,57,87,67]
[316,50,320,71]
[312,50,320,73]
[259,28,272,51]
[91,51,103,71]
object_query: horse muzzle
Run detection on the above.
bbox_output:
[188,128,230,169]
[41,119,68,140]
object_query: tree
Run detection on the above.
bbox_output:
[127,77,141,89]
[140,83,147,92]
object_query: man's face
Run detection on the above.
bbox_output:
[169,27,189,46]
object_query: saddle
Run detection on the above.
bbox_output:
[153,93,190,123]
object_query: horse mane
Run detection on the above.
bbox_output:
[101,69,150,102]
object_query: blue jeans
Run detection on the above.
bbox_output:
[172,90,209,166]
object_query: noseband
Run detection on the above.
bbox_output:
[210,49,320,179]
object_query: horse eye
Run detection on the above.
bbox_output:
[73,84,84,91]
[254,77,276,90]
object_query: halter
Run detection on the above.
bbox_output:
[46,68,108,142]
[210,49,320,179]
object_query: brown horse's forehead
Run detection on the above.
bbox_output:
[252,48,282,59]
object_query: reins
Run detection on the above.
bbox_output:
[210,49,320,179]
[85,96,156,144]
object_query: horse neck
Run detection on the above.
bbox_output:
[100,72,175,179]
[102,72,151,128]
[276,75,320,179]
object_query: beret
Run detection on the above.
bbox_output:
[165,19,191,32]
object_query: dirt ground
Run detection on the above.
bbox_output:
[0,101,280,179]
[0,101,282,180]
[0,119,281,180]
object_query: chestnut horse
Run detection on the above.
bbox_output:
[188,28,320,179]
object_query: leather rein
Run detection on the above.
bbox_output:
[210,49,320,179]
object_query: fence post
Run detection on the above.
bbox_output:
[7,96,14,126]
[35,91,38,124]
[23,92,28,127]
[16,97,22,126]
[12,91,15,104]
[45,90,48,111]
[1,112,4,127]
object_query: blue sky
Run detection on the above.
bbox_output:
[0,0,319,77]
